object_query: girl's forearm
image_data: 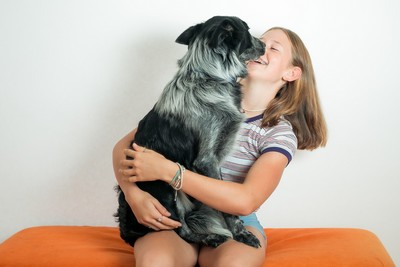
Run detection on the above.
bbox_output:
[183,171,255,215]
[158,153,286,216]
[122,142,280,216]
[160,164,254,216]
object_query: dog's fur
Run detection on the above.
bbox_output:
[115,16,265,248]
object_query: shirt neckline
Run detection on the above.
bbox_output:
[245,114,263,123]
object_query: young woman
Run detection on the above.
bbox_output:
[113,27,327,267]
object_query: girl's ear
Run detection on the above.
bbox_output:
[283,66,302,82]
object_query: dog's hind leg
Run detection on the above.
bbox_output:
[181,205,233,247]
[115,188,149,247]
[223,213,261,248]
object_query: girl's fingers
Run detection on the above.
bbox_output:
[158,217,182,229]
[122,176,138,183]
[120,159,135,168]
[153,201,181,228]
[153,200,171,217]
[132,143,154,154]
[147,217,181,230]
[132,143,143,151]
[123,148,136,158]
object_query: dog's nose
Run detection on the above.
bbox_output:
[260,40,266,49]
[255,38,266,52]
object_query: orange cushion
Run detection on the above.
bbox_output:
[0,226,394,267]
[264,228,395,266]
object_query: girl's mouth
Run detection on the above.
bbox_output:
[248,58,268,65]
[254,59,268,65]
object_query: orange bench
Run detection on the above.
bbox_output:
[0,226,395,266]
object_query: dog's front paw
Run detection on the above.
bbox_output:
[234,230,261,248]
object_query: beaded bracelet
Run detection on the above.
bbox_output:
[169,167,181,189]
[169,162,185,200]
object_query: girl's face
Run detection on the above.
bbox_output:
[246,29,295,86]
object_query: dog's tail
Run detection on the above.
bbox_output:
[185,205,233,238]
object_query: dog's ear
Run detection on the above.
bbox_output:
[209,19,252,55]
[176,23,204,45]
[235,21,252,55]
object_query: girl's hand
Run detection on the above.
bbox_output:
[119,143,177,183]
[125,189,182,230]
[114,130,181,230]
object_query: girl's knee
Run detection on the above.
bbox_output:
[213,256,264,267]
[199,243,265,267]
[213,255,250,267]
[135,241,197,267]
[134,231,198,267]
[136,252,175,267]
[136,248,198,267]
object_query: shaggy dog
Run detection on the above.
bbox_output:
[115,16,265,248]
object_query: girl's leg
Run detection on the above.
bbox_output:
[134,230,199,267]
[198,226,266,267]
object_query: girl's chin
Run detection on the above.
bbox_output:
[246,71,277,84]
[247,68,269,79]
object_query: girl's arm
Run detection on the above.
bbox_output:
[113,129,139,195]
[113,130,181,229]
[121,144,287,216]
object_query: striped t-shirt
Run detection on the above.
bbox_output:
[220,114,297,183]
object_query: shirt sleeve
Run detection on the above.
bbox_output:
[259,120,298,164]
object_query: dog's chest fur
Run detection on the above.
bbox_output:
[133,70,244,220]
[156,72,244,140]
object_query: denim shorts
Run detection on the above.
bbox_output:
[239,213,266,240]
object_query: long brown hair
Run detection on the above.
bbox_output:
[261,27,327,150]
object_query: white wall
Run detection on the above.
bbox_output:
[1,0,399,264]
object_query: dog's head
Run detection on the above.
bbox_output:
[175,16,265,79]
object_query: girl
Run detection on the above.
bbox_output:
[113,27,327,267]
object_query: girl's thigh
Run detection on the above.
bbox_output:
[198,226,266,267]
[134,230,199,267]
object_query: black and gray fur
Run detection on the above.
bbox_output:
[115,16,265,248]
